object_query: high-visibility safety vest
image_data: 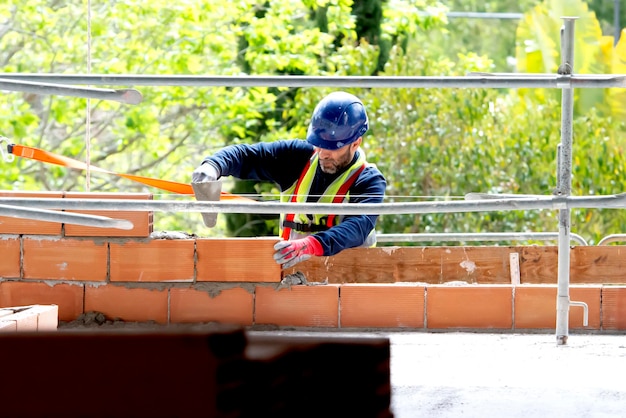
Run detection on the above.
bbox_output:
[279,149,376,248]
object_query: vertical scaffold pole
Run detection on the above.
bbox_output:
[555,17,577,346]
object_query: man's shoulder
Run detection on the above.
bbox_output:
[356,163,386,189]
[261,140,315,164]
[363,163,385,178]
[270,139,314,151]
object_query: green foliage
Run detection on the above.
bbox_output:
[506,0,626,243]
[422,0,540,72]
[587,0,626,40]
[514,0,626,117]
[606,30,626,119]
[1,0,626,246]
[368,42,555,244]
[568,110,626,243]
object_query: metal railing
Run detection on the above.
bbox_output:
[2,72,625,89]
[1,192,626,215]
[377,232,588,246]
[597,234,626,245]
[0,17,617,345]
[0,202,132,229]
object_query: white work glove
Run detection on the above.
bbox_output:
[273,236,323,269]
[192,162,220,183]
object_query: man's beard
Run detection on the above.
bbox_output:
[318,148,353,174]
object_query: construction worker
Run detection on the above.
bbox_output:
[192,91,386,269]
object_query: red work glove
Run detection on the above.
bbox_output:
[273,236,323,269]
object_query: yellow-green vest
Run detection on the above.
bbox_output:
[279,149,376,247]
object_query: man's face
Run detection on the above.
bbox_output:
[316,139,361,174]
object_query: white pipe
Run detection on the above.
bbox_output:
[0,203,133,229]
[555,17,577,346]
[3,193,626,214]
[377,232,588,246]
[0,78,142,104]
[597,234,626,245]
[2,73,626,89]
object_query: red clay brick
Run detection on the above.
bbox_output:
[85,285,168,323]
[64,192,153,237]
[0,281,84,321]
[0,236,20,278]
[426,285,513,329]
[255,285,339,327]
[170,287,253,325]
[514,285,601,330]
[340,284,425,328]
[110,239,194,282]
[196,238,281,282]
[0,191,64,235]
[23,237,107,281]
[601,286,626,330]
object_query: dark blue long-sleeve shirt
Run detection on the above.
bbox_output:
[201,139,386,256]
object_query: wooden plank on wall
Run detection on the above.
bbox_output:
[570,246,626,284]
[284,245,626,285]
[286,246,521,284]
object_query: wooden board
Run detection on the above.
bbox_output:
[283,245,626,284]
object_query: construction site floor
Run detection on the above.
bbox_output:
[250,330,626,418]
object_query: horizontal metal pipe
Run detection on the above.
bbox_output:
[465,192,545,200]
[2,194,626,215]
[469,72,626,88]
[377,232,588,245]
[470,72,625,79]
[0,78,142,104]
[0,204,134,229]
[596,234,626,245]
[444,12,523,19]
[1,74,625,89]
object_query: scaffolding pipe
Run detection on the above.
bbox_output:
[2,193,626,215]
[2,73,626,89]
[0,204,133,229]
[0,78,142,104]
[555,18,577,346]
[597,234,626,245]
[443,12,523,19]
[377,232,588,246]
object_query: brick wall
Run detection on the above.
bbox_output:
[1,191,626,331]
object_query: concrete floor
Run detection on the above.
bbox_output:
[56,319,626,417]
[251,331,626,418]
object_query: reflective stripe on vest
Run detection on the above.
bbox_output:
[279,149,375,247]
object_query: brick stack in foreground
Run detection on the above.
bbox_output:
[226,333,393,418]
[0,326,392,417]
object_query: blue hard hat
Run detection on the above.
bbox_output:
[306,91,369,150]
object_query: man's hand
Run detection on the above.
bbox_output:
[273,236,323,269]
[192,163,219,183]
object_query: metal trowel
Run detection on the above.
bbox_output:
[191,180,222,227]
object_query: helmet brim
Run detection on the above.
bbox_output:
[306,131,358,150]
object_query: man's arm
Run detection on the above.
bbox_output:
[199,140,314,191]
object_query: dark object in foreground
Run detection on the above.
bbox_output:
[1,325,392,418]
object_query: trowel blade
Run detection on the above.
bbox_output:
[192,180,222,228]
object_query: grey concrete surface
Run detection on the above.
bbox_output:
[252,331,626,418]
[388,332,626,418]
